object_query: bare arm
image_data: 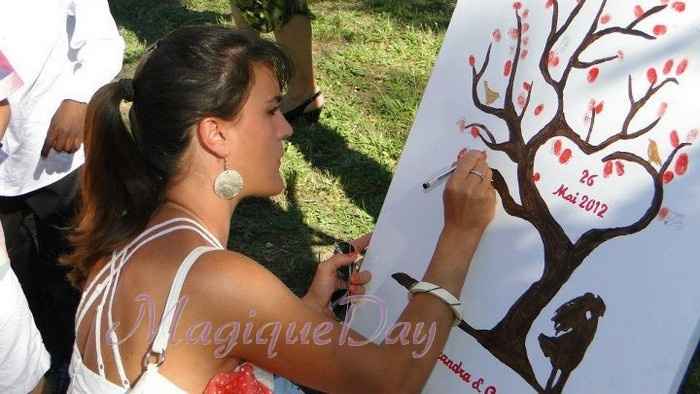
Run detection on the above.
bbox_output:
[199,150,496,393]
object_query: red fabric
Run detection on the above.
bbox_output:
[204,363,272,394]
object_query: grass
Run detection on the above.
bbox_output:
[109,0,698,392]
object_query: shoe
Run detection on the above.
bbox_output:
[283,91,323,124]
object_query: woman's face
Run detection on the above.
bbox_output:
[225,64,293,197]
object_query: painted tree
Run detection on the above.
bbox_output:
[393,1,692,393]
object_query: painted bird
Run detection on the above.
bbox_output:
[648,139,662,166]
[484,80,500,105]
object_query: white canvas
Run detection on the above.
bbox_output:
[350,1,700,393]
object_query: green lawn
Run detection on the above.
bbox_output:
[109,0,699,392]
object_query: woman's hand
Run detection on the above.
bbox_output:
[302,234,373,317]
[443,149,497,236]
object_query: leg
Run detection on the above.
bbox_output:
[274,14,324,114]
[24,169,81,394]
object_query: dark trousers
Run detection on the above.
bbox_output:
[0,169,81,394]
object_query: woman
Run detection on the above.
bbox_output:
[64,26,496,393]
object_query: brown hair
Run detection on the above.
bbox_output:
[63,26,291,287]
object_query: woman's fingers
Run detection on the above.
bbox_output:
[348,285,365,296]
[322,252,359,272]
[351,233,372,252]
[350,270,371,285]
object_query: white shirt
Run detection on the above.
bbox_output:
[0,0,124,196]
[0,225,51,394]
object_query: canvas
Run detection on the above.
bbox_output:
[350,1,700,393]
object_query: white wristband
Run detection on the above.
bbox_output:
[409,281,463,326]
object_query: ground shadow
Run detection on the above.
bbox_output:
[289,121,393,221]
[229,172,338,296]
[357,0,456,31]
[109,0,228,45]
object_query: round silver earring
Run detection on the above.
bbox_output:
[213,159,244,200]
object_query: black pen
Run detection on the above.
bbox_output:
[422,162,458,190]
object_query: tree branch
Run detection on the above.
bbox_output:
[465,123,496,144]
[560,0,607,90]
[573,55,618,69]
[519,82,533,121]
[562,75,678,154]
[492,169,529,220]
[628,4,667,30]
[585,110,596,143]
[556,0,587,39]
[659,142,691,175]
[505,10,524,110]
[471,44,503,117]
[621,77,678,135]
[573,5,668,73]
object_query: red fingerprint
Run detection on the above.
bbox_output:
[523,9,530,18]
[469,55,476,66]
[559,149,572,164]
[687,129,699,143]
[534,104,544,116]
[658,102,668,117]
[653,25,667,36]
[617,50,625,61]
[675,153,689,176]
[673,2,686,12]
[504,60,513,76]
[663,171,675,184]
[615,161,625,176]
[658,207,670,220]
[523,36,530,46]
[553,139,562,156]
[521,49,529,59]
[513,1,522,10]
[587,67,600,83]
[532,172,541,182]
[603,161,614,178]
[523,82,532,91]
[676,59,688,75]
[470,127,480,138]
[457,119,466,131]
[634,5,644,18]
[600,14,611,24]
[517,94,526,108]
[548,51,560,67]
[509,28,520,40]
[594,101,604,114]
[545,0,555,9]
[492,29,502,42]
[647,68,658,84]
[671,130,680,148]
[663,59,674,75]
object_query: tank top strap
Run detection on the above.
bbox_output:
[145,245,220,360]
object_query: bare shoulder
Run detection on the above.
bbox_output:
[184,249,297,311]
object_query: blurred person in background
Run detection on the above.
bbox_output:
[0,47,50,394]
[0,1,124,392]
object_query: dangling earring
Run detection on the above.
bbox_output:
[213,159,244,199]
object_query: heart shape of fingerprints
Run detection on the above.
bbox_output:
[529,134,691,242]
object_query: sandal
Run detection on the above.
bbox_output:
[283,91,323,124]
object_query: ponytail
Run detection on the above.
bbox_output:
[63,82,164,288]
